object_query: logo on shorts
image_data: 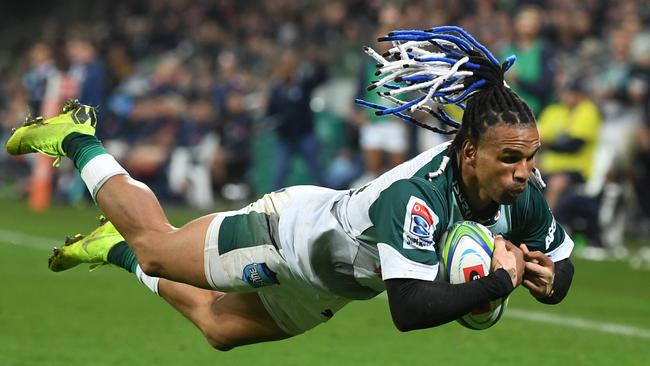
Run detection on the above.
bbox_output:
[242,262,279,288]
[403,196,438,251]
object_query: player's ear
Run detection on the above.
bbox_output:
[460,139,477,167]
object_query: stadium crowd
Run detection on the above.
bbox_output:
[1,0,649,251]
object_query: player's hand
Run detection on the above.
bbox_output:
[520,244,555,298]
[506,240,525,286]
[491,235,524,288]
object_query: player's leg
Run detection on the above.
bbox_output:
[94,174,214,288]
[5,101,213,289]
[158,280,289,351]
[49,220,289,350]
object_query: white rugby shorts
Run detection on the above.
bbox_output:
[203,187,350,335]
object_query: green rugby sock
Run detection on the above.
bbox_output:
[107,242,139,273]
[106,242,160,295]
[62,133,107,170]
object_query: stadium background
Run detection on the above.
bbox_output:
[0,1,649,365]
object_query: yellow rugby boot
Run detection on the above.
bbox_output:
[5,99,97,165]
[48,216,124,272]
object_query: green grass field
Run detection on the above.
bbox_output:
[1,199,649,366]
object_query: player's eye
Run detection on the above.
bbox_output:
[500,155,520,164]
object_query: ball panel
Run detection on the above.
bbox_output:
[442,221,494,272]
[440,220,509,330]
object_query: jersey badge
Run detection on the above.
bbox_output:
[403,196,438,251]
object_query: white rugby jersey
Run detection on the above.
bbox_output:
[276,141,574,300]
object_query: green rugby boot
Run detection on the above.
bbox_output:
[5,99,97,163]
[48,216,123,272]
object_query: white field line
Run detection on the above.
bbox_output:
[0,229,57,251]
[3,228,650,340]
[506,308,650,339]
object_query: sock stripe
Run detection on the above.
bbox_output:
[80,154,129,200]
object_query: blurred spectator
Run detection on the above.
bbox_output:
[629,30,650,233]
[501,5,554,116]
[66,37,106,111]
[213,51,246,119]
[266,50,327,190]
[538,78,601,245]
[589,27,644,247]
[54,37,108,204]
[168,97,219,209]
[325,118,363,190]
[538,78,601,210]
[212,88,253,198]
[22,42,59,116]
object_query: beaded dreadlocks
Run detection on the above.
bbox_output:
[355,26,537,139]
[356,26,544,186]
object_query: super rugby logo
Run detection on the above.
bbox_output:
[242,263,279,288]
[403,196,438,251]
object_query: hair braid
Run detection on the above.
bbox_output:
[355,26,537,181]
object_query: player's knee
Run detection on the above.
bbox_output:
[204,331,236,352]
[138,259,164,278]
[129,233,166,277]
[134,245,164,277]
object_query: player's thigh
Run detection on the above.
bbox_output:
[203,292,290,350]
[159,194,285,290]
[147,213,218,289]
[159,280,288,350]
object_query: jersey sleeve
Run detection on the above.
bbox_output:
[510,183,574,262]
[368,178,448,281]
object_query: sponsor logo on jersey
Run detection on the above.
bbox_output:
[242,262,279,288]
[403,196,438,251]
[545,217,556,250]
[452,181,473,219]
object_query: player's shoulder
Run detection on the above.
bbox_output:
[374,177,449,216]
[382,177,444,201]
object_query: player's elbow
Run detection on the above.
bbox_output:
[393,319,415,332]
[391,310,425,332]
[389,299,447,332]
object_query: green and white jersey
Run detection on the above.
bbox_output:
[276,141,574,301]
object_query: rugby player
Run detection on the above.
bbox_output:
[5,27,574,350]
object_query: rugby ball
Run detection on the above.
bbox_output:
[441,221,508,330]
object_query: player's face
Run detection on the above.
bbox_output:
[473,123,540,204]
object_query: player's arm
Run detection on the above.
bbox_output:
[385,236,520,331]
[519,245,574,304]
[370,179,522,331]
[511,184,576,304]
